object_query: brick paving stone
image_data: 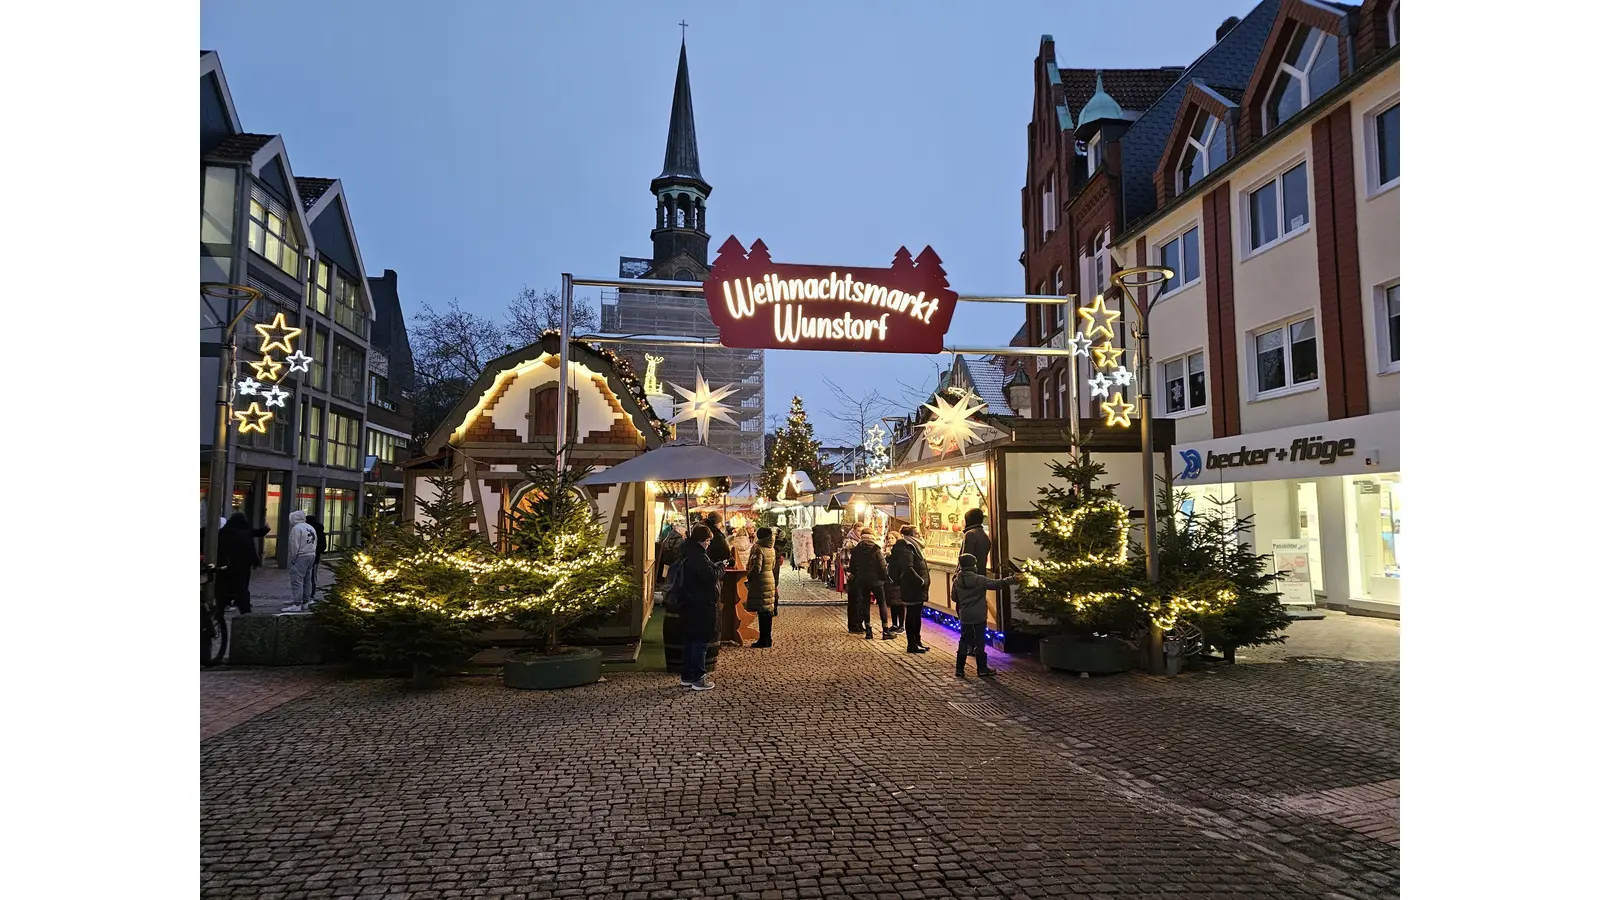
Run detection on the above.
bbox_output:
[203,595,1399,900]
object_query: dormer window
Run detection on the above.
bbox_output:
[1177,113,1229,195]
[1263,25,1340,132]
[1087,133,1103,173]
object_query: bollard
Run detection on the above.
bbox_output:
[1163,634,1183,677]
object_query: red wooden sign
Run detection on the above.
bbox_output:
[703,236,959,354]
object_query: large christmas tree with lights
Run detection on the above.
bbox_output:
[760,394,832,500]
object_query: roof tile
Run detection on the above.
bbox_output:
[294,177,337,210]
[204,132,275,163]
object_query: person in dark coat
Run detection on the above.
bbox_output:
[883,531,905,634]
[952,553,1018,677]
[703,512,733,567]
[216,513,264,614]
[849,529,891,640]
[743,527,779,648]
[887,525,932,653]
[677,525,721,691]
[960,508,992,574]
[305,513,327,596]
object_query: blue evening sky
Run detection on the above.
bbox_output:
[201,0,1254,445]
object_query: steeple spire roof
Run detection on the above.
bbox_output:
[658,40,703,183]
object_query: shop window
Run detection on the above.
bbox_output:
[1162,351,1206,414]
[1352,475,1401,601]
[323,487,356,551]
[1246,161,1309,253]
[1252,316,1318,395]
[326,410,361,470]
[1159,226,1201,294]
[1263,25,1340,133]
[247,187,301,278]
[296,485,318,515]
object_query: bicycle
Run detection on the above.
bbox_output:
[202,562,228,668]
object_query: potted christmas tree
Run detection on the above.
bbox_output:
[319,472,490,688]
[1015,447,1144,674]
[498,461,635,690]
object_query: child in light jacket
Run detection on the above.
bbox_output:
[952,553,1017,677]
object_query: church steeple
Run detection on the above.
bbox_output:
[650,38,712,271]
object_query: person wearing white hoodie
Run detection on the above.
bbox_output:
[284,509,319,612]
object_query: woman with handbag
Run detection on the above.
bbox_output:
[743,527,779,648]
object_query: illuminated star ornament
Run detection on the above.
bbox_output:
[261,384,291,408]
[667,368,739,444]
[1091,341,1125,370]
[284,350,313,374]
[1110,366,1135,387]
[249,354,284,382]
[254,312,303,356]
[1068,332,1094,357]
[1088,372,1113,399]
[235,402,274,434]
[1076,295,1121,340]
[920,392,998,458]
[236,377,262,396]
[1101,392,1135,428]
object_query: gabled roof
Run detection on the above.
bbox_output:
[954,355,1016,417]
[293,177,337,210]
[204,132,276,163]
[1058,67,1186,123]
[300,178,374,319]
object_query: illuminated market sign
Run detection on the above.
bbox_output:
[703,236,958,353]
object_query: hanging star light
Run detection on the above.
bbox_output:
[1076,295,1121,340]
[236,376,262,396]
[261,383,290,408]
[1088,372,1113,399]
[1110,366,1135,387]
[863,423,890,476]
[1101,392,1135,428]
[284,350,313,374]
[1091,341,1125,369]
[667,368,739,444]
[1068,332,1094,356]
[254,312,303,356]
[920,392,996,458]
[235,402,274,434]
[249,354,284,382]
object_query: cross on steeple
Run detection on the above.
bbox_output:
[678,20,688,41]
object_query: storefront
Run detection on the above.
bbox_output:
[1170,410,1400,618]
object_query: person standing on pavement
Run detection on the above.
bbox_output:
[952,553,1018,677]
[283,509,319,612]
[883,531,905,635]
[744,527,779,648]
[677,524,721,690]
[849,528,892,640]
[215,513,264,614]
[305,513,327,597]
[960,508,992,574]
[888,525,932,653]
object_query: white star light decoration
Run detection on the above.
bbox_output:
[1068,332,1094,357]
[863,423,890,476]
[920,392,997,458]
[1111,366,1134,387]
[284,350,313,374]
[261,384,291,408]
[667,368,739,444]
[1088,372,1113,399]
[236,377,262,396]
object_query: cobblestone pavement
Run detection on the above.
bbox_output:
[202,667,339,740]
[202,577,1399,899]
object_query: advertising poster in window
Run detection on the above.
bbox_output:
[1271,538,1315,607]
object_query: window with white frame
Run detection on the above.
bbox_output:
[1041,373,1053,418]
[1087,133,1103,173]
[1253,316,1319,394]
[1159,226,1201,293]
[1042,172,1057,234]
[1263,25,1341,132]
[1388,1,1399,45]
[1377,282,1399,368]
[1058,371,1069,419]
[1247,161,1310,252]
[1177,113,1229,195]
[1035,281,1051,339]
[1051,266,1066,329]
[1162,351,1206,414]
[1371,101,1400,189]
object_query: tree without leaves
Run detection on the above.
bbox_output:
[505,286,597,346]
[821,375,894,479]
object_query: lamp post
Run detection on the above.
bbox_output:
[201,282,262,604]
[1108,265,1172,674]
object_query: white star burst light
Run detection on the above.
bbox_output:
[236,377,261,396]
[920,392,997,458]
[667,368,739,444]
[261,384,290,408]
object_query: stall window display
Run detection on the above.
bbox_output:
[1352,474,1401,602]
[915,473,987,567]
